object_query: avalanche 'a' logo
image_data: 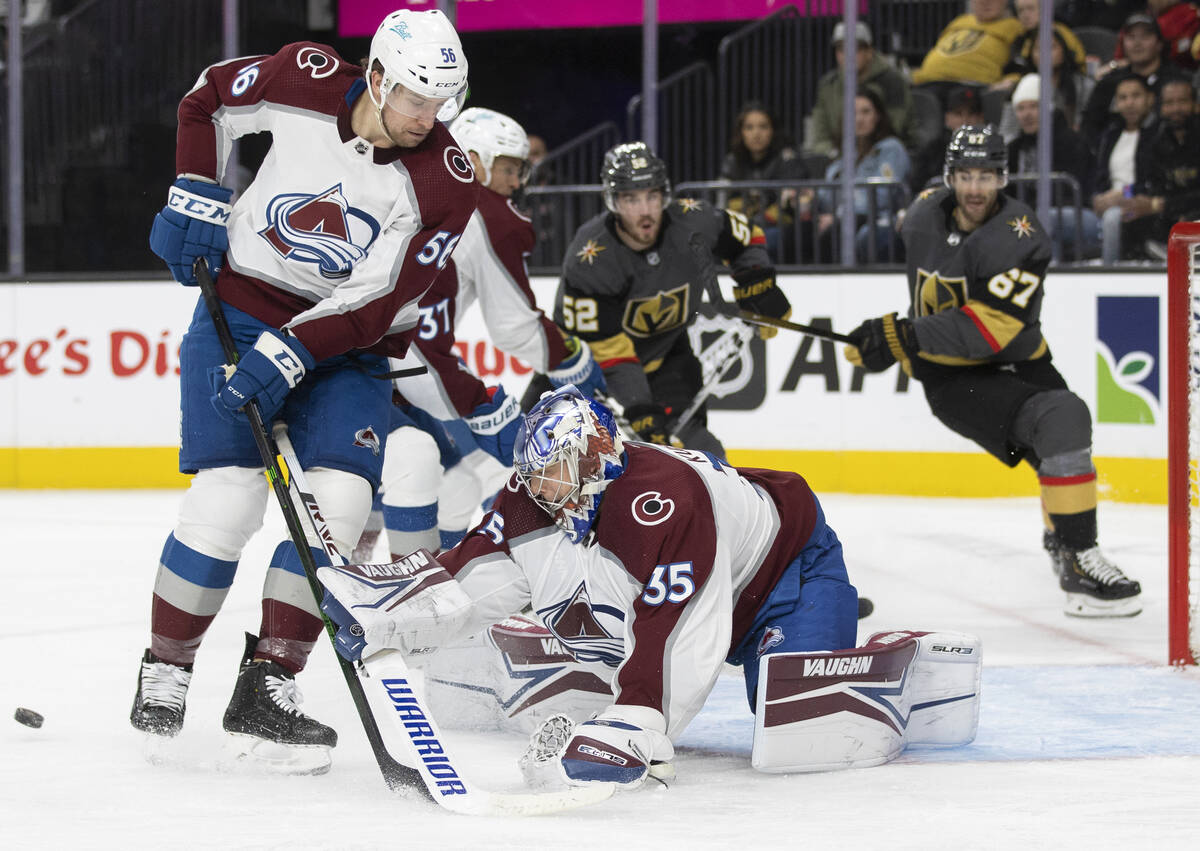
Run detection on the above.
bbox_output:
[538,582,624,667]
[259,184,381,279]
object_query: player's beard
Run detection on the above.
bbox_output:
[955,192,998,231]
[618,214,661,250]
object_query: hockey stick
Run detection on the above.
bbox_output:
[195,259,613,816]
[734,309,854,344]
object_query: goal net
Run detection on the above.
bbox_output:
[1167,223,1200,665]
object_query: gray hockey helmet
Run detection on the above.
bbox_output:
[943,124,1008,188]
[601,142,671,212]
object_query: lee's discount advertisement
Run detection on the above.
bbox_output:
[0,273,1169,499]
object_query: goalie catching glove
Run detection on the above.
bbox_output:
[316,549,474,660]
[732,269,790,339]
[845,312,919,374]
[558,707,674,790]
[149,177,233,286]
[210,327,315,423]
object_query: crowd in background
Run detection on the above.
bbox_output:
[708,0,1200,264]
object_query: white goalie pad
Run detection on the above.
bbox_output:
[421,615,613,734]
[752,630,981,773]
[316,549,475,655]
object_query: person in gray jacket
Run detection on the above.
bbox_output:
[805,21,915,158]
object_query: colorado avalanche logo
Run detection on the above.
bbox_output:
[537,582,624,666]
[757,626,784,657]
[353,426,381,456]
[259,184,380,279]
[631,491,674,526]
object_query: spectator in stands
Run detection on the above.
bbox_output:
[911,0,1024,103]
[1003,0,1089,90]
[1137,76,1200,258]
[1090,72,1159,262]
[909,85,987,192]
[999,28,1097,136]
[815,87,911,263]
[1141,0,1200,69]
[1082,12,1175,139]
[720,101,806,261]
[806,20,915,157]
[1005,74,1101,259]
[527,134,548,169]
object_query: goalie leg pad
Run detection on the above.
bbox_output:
[751,630,981,773]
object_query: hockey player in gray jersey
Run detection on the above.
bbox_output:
[528,142,790,458]
[843,125,1142,618]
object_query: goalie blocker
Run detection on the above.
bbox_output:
[753,630,981,773]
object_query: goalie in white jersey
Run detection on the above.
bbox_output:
[319,387,984,787]
[130,9,490,773]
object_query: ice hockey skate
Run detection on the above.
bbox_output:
[130,649,192,737]
[1043,530,1066,579]
[1059,546,1142,618]
[220,635,337,776]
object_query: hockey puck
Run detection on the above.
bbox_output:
[14,707,44,729]
[857,597,874,619]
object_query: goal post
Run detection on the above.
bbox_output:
[1167,222,1200,665]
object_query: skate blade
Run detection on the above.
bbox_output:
[219,732,332,776]
[1063,592,1143,618]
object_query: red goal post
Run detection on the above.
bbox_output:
[1167,222,1200,665]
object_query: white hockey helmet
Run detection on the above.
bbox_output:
[449,107,532,186]
[368,9,468,123]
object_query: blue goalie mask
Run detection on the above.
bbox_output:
[514,386,626,543]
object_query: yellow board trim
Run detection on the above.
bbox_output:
[724,449,1166,504]
[0,446,1168,504]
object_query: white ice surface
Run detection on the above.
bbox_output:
[2,490,1197,849]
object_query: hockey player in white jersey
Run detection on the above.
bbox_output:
[360,107,606,560]
[130,9,493,773]
[319,387,981,787]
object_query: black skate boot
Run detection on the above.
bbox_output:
[130,649,192,737]
[1043,530,1066,578]
[1059,546,1142,618]
[222,633,337,749]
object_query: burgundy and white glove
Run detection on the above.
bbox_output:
[559,708,674,789]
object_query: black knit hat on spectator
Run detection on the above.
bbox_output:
[946,86,984,115]
[832,21,872,47]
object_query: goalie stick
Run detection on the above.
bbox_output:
[195,259,612,816]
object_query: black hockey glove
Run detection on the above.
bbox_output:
[845,313,919,374]
[732,269,790,339]
[624,403,682,447]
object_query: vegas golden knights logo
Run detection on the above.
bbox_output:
[914,268,967,316]
[623,284,690,337]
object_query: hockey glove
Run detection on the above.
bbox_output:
[732,269,790,339]
[559,709,675,790]
[317,549,474,661]
[149,178,233,286]
[547,335,607,399]
[210,328,315,423]
[465,385,522,465]
[624,403,682,447]
[845,313,919,374]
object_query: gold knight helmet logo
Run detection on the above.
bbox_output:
[623,284,690,337]
[914,268,967,316]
